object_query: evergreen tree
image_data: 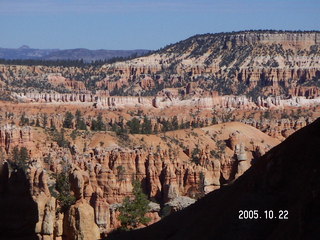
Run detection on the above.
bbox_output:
[127,118,141,134]
[19,147,29,162]
[191,146,201,164]
[50,120,57,131]
[191,120,199,128]
[153,123,159,134]
[12,146,20,162]
[42,113,48,128]
[19,112,29,126]
[118,180,151,230]
[172,116,179,130]
[263,110,271,119]
[12,146,29,163]
[63,111,74,129]
[161,119,173,132]
[91,113,106,131]
[91,119,97,131]
[96,113,106,131]
[75,110,87,130]
[51,170,76,213]
[179,119,185,129]
[35,118,40,127]
[54,129,70,148]
[111,123,120,133]
[12,146,29,170]
[141,116,152,134]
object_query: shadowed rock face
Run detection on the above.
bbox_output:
[107,118,320,240]
[0,163,38,240]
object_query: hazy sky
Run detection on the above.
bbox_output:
[0,0,319,50]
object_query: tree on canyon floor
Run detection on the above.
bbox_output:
[19,112,29,126]
[118,180,151,230]
[53,128,70,148]
[126,117,141,134]
[63,111,74,129]
[91,113,106,131]
[75,110,87,130]
[42,113,48,128]
[141,116,152,134]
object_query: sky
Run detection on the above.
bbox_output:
[0,0,319,50]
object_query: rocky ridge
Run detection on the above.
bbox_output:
[102,31,320,96]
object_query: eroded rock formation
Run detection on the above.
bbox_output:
[15,91,320,110]
[0,121,280,238]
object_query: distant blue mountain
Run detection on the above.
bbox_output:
[0,46,151,62]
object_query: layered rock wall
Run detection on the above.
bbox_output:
[17,92,320,110]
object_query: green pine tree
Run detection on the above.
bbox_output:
[12,146,29,170]
[96,113,106,131]
[141,116,152,134]
[35,118,40,127]
[63,111,74,129]
[54,129,70,148]
[51,171,76,213]
[91,113,106,131]
[42,113,48,128]
[172,116,179,130]
[19,112,29,126]
[127,118,141,134]
[118,180,151,230]
[75,110,87,130]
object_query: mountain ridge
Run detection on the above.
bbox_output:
[0,46,150,62]
[157,29,320,52]
[101,30,320,97]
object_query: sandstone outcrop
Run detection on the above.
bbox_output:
[164,196,196,213]
[0,124,32,153]
[64,199,100,240]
